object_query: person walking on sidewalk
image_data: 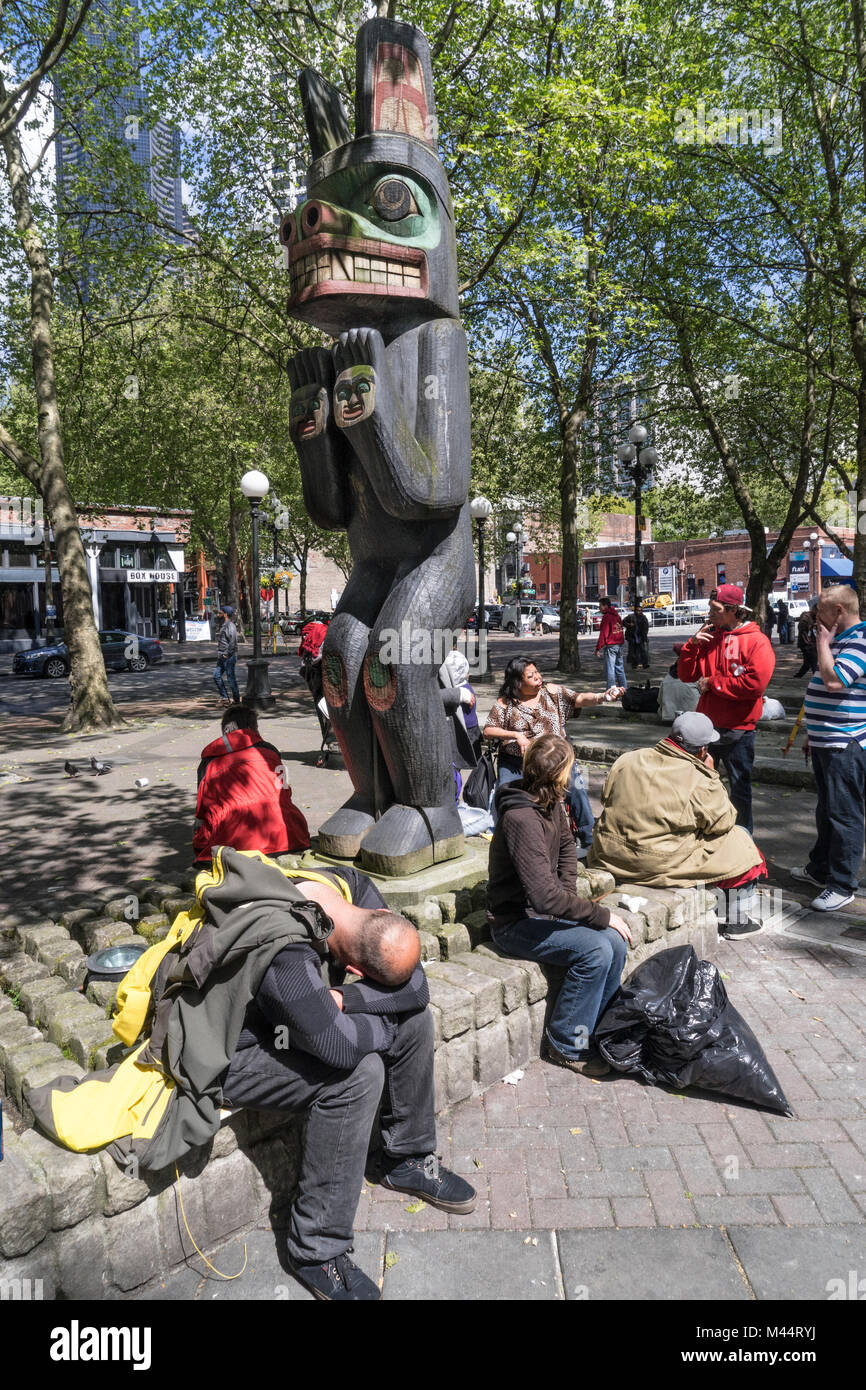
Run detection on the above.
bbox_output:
[595,595,627,689]
[634,607,650,669]
[676,584,775,835]
[486,734,632,1075]
[791,584,866,912]
[214,604,240,703]
[795,606,818,677]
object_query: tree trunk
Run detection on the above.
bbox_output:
[226,500,244,636]
[558,421,581,672]
[298,537,309,616]
[0,90,120,731]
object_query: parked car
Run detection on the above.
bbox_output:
[466,604,502,630]
[531,603,560,633]
[12,630,163,678]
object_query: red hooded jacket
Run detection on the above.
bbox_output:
[193,728,310,863]
[596,606,625,651]
[677,621,775,731]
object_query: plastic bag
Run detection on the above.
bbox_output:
[595,945,791,1114]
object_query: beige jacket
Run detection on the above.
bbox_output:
[587,738,763,886]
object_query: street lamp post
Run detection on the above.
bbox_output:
[512,521,524,602]
[240,469,275,709]
[617,423,658,626]
[470,496,493,626]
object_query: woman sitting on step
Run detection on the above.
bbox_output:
[486,734,632,1077]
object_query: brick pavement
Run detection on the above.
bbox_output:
[352,927,866,1237]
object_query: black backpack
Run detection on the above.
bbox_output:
[462,751,496,809]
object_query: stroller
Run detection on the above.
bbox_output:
[298,618,339,768]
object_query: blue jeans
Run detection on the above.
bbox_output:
[214,653,240,700]
[713,728,755,835]
[492,917,627,1058]
[602,644,626,688]
[491,754,594,845]
[807,740,866,895]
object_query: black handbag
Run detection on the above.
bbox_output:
[462,750,497,808]
[621,681,659,712]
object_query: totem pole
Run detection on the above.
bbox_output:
[282,18,475,876]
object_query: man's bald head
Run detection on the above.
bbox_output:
[345,908,420,985]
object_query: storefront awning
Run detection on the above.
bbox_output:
[821,554,854,579]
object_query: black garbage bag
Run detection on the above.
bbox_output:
[595,945,791,1115]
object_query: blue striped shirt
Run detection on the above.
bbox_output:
[805,621,866,749]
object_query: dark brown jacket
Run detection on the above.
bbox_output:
[487,782,610,930]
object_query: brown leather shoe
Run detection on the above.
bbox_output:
[543,1038,611,1077]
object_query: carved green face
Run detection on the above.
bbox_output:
[333,365,376,427]
[285,148,456,338]
[289,384,328,441]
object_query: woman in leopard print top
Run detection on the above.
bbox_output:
[483,656,623,843]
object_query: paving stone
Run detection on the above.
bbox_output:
[488,1169,530,1228]
[821,1140,866,1191]
[435,922,471,959]
[528,999,546,1051]
[401,899,443,933]
[17,975,69,1023]
[17,1129,104,1230]
[105,1200,163,1292]
[66,1017,117,1069]
[5,1041,66,1106]
[99,1151,152,1215]
[558,1227,749,1300]
[504,1006,531,1071]
[417,931,440,962]
[200,1150,267,1247]
[78,917,122,951]
[475,943,549,1002]
[86,922,139,952]
[43,992,103,1047]
[456,950,528,1012]
[0,1014,43,1070]
[55,1218,109,1299]
[474,1017,509,1088]
[50,943,88,986]
[425,976,473,1040]
[531,1198,614,1229]
[613,1197,656,1227]
[442,1032,475,1105]
[728,1225,866,1300]
[462,909,491,948]
[0,953,49,989]
[644,1171,697,1227]
[771,1194,824,1225]
[435,893,457,923]
[797,1167,862,1222]
[0,1237,59,1299]
[56,906,101,931]
[0,1132,52,1257]
[158,894,198,920]
[86,980,118,1010]
[157,1176,208,1270]
[598,1145,675,1172]
[427,959,501,1029]
[382,1229,559,1299]
[18,923,68,959]
[692,1194,780,1225]
[723,1166,805,1196]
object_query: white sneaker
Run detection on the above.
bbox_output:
[790,867,825,888]
[811,888,855,912]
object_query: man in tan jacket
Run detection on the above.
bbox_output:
[588,712,765,933]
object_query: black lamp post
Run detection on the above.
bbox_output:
[617,423,658,624]
[470,495,492,626]
[240,469,275,709]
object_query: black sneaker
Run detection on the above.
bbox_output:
[380,1154,477,1213]
[290,1249,380,1301]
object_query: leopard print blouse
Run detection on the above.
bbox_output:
[484,685,581,759]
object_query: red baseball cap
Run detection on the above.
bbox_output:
[715,583,751,609]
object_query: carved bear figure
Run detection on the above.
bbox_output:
[282,17,475,875]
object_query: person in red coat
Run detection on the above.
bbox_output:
[676,584,775,835]
[193,705,310,864]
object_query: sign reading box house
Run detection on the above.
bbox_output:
[126,569,177,583]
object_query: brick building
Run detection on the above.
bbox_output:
[525,517,856,606]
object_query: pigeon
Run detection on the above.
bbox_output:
[64,761,79,777]
[90,757,112,776]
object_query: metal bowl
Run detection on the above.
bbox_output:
[84,941,149,985]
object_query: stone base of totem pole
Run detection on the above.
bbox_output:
[294,838,492,912]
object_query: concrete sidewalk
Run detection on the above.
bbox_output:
[131,922,866,1302]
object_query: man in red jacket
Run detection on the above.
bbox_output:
[193,705,311,864]
[677,584,775,834]
[595,595,628,690]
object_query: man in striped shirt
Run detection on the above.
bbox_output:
[791,585,866,911]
